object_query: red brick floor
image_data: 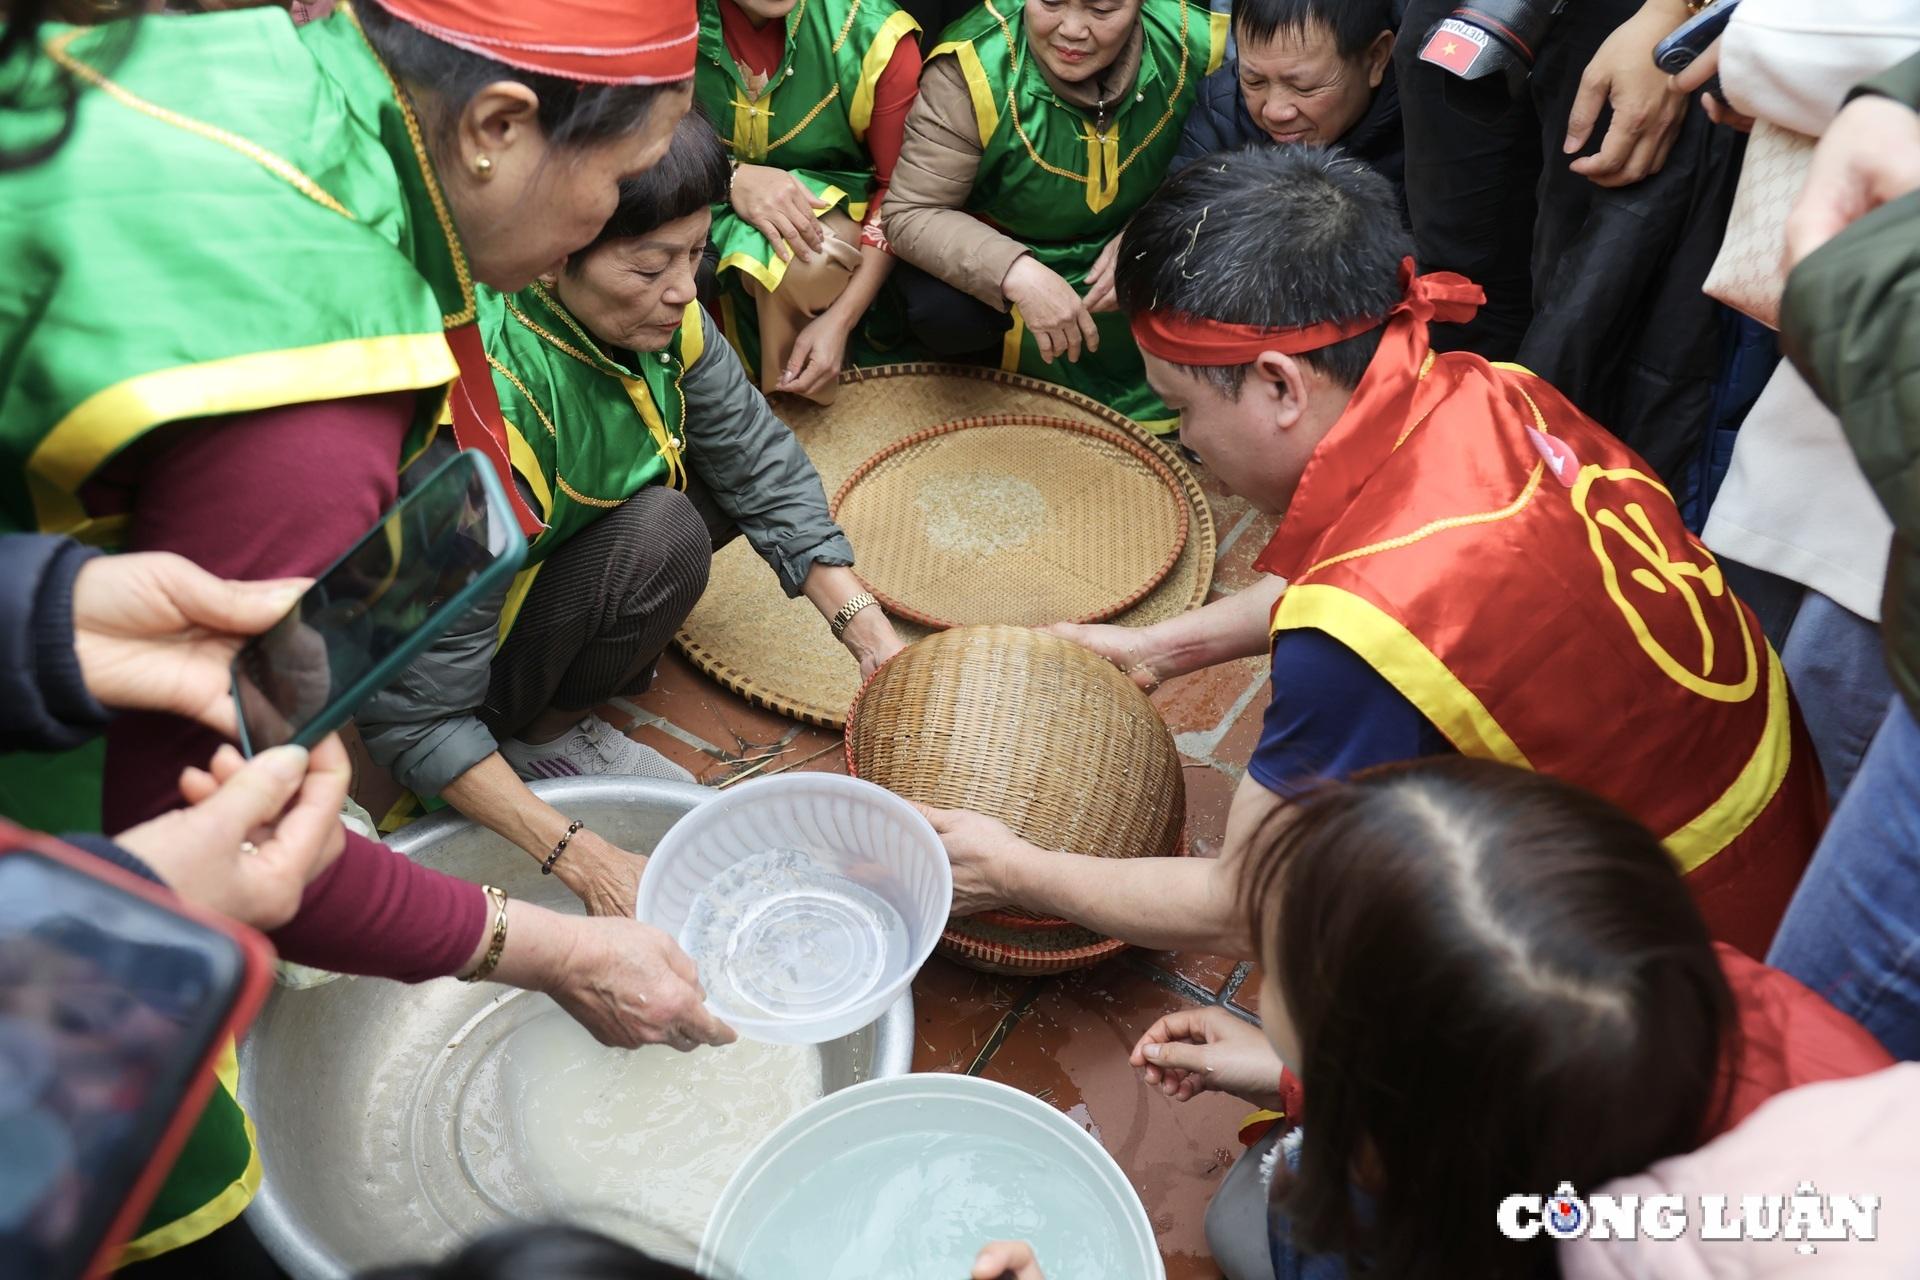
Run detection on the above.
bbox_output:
[604,480,1283,1277]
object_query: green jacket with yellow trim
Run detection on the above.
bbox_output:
[0,4,478,1258]
[696,0,920,295]
[354,296,856,804]
[480,283,696,567]
[928,0,1225,430]
[0,5,462,543]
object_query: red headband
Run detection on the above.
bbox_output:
[370,0,699,85]
[1130,258,1486,366]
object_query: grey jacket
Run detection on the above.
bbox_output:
[355,334,853,795]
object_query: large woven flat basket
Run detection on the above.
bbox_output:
[846,625,1185,975]
[673,364,1218,729]
[829,413,1191,630]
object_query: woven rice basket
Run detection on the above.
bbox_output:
[845,625,1185,975]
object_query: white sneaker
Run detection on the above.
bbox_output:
[499,715,695,784]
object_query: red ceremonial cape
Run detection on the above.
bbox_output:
[1254,313,1826,959]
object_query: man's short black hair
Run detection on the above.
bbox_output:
[1116,144,1413,395]
[1231,0,1396,60]
[571,108,731,269]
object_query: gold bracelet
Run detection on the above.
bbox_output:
[462,884,509,984]
[830,591,877,641]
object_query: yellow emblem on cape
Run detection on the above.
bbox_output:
[1572,465,1758,703]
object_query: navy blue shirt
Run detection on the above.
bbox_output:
[1248,628,1453,798]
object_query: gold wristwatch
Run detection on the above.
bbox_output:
[830,591,878,641]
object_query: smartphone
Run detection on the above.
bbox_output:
[230,450,527,755]
[0,829,273,1280]
[1653,0,1740,80]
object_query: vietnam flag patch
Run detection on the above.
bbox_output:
[1419,19,1490,76]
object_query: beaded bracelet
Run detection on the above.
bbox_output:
[542,819,585,875]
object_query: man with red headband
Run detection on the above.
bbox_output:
[921,144,1825,965]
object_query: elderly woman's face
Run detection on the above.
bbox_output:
[1024,0,1142,85]
[553,210,712,355]
[449,81,694,293]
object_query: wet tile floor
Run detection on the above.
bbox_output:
[601,486,1282,1277]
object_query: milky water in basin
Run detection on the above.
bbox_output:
[438,999,821,1263]
[678,848,910,1023]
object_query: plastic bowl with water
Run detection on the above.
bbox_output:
[634,774,951,1045]
[700,1073,1166,1280]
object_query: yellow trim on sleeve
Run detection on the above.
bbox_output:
[1206,8,1230,74]
[716,183,851,293]
[378,791,423,835]
[1662,643,1793,872]
[63,515,131,549]
[679,302,707,368]
[1273,583,1533,768]
[934,38,1002,145]
[116,1045,261,1263]
[495,419,552,644]
[1001,304,1026,373]
[495,561,544,645]
[850,9,922,139]
[501,417,555,522]
[26,333,457,536]
[624,380,688,491]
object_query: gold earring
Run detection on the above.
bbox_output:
[473,154,494,177]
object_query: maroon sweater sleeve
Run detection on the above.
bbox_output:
[271,829,484,980]
[101,394,486,982]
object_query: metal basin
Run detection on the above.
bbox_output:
[238,777,915,1280]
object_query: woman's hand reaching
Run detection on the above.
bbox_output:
[1130,1006,1285,1107]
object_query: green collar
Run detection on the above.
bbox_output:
[325,1,478,326]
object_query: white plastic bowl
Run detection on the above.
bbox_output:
[700,1073,1166,1280]
[635,774,950,1045]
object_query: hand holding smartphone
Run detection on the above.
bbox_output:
[230,451,527,756]
[1652,0,1740,103]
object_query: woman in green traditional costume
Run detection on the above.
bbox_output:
[0,0,735,1264]
[356,111,905,916]
[884,0,1228,433]
[695,0,923,403]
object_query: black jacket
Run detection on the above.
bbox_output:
[1,533,158,881]
[1,534,111,753]
[1170,56,1407,214]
